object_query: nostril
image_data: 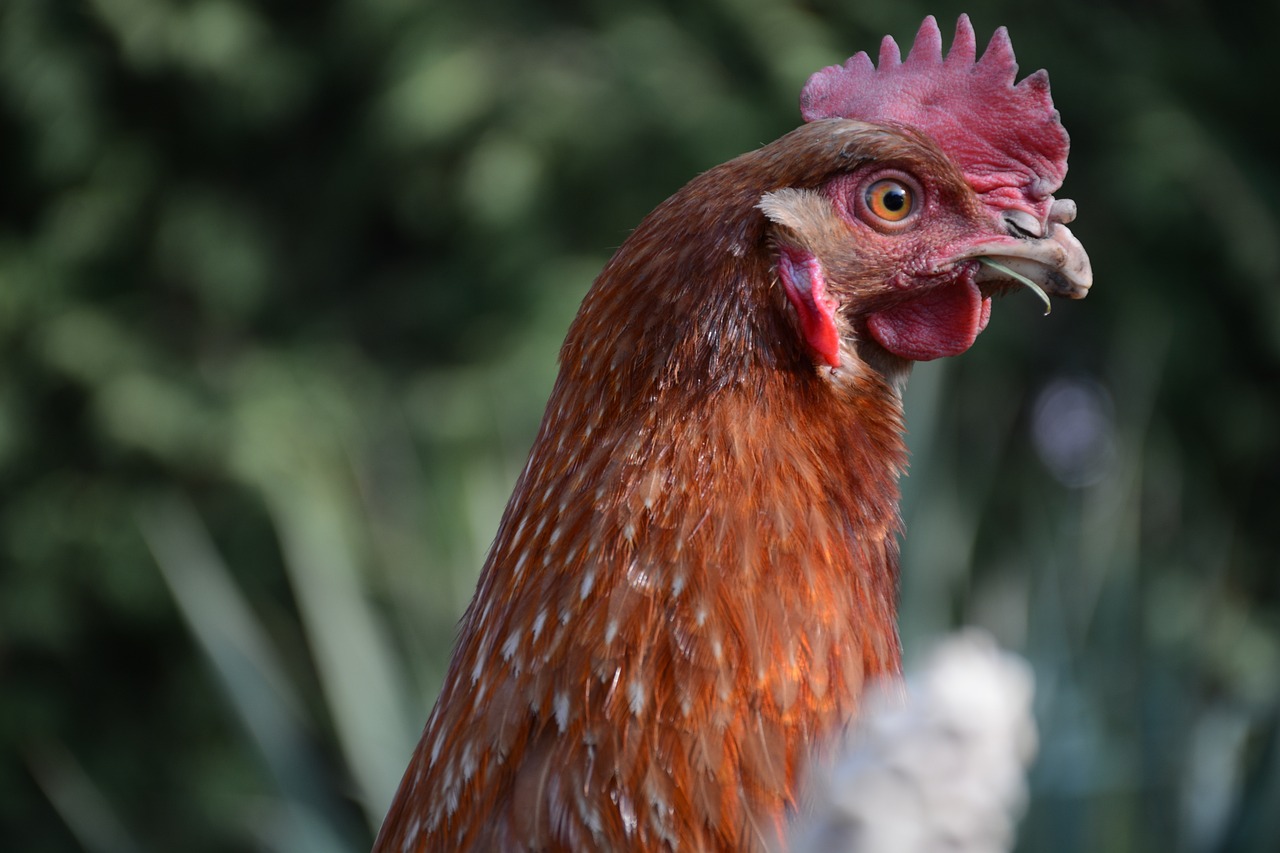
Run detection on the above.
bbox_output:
[1002,209,1043,239]
[1049,198,1077,225]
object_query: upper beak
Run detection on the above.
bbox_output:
[959,199,1093,300]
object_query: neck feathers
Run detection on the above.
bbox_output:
[376,149,909,852]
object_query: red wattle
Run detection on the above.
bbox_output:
[867,281,988,361]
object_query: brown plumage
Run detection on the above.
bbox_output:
[375,16,1091,853]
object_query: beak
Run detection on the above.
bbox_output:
[959,199,1093,300]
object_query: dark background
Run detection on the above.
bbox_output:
[2,1,1277,851]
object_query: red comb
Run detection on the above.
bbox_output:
[801,15,1069,215]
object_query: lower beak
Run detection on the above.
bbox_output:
[961,221,1093,300]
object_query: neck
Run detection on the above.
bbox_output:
[395,330,907,851]
[378,145,911,852]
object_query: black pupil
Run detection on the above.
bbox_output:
[882,187,906,211]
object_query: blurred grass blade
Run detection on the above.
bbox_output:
[25,740,143,853]
[262,477,417,828]
[139,495,354,853]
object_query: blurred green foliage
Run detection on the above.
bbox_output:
[1,1,1277,851]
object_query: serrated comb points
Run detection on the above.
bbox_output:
[799,15,1070,214]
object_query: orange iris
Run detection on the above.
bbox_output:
[864,179,914,222]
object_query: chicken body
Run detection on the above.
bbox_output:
[376,16,1090,853]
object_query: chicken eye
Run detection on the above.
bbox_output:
[864,179,914,223]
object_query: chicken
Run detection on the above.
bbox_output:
[374,15,1091,853]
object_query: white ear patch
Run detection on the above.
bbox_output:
[758,188,833,234]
